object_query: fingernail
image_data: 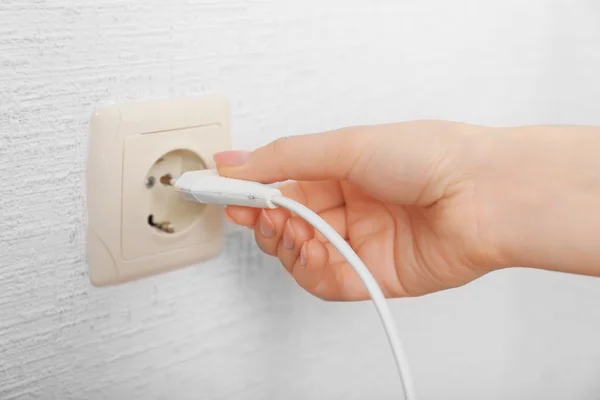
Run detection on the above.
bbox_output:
[259,210,275,238]
[300,242,308,266]
[283,220,295,250]
[214,150,251,167]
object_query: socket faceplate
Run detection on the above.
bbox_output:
[86,95,231,286]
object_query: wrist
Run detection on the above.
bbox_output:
[478,125,600,276]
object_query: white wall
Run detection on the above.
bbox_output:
[1,1,599,399]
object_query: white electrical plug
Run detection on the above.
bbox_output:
[170,169,282,209]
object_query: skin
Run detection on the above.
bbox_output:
[214,120,600,301]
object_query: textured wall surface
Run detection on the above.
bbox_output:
[1,1,600,399]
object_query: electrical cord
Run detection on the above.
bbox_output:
[169,169,416,399]
[271,196,416,400]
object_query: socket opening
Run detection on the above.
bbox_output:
[145,149,206,234]
[160,174,173,186]
[147,214,175,233]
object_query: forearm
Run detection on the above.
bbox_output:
[481,125,600,276]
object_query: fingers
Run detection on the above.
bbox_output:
[284,180,344,214]
[214,128,372,184]
[222,177,360,301]
[313,207,347,242]
[228,201,371,301]
[225,205,260,228]
[276,216,314,274]
[252,209,290,256]
[291,239,328,296]
[291,240,371,301]
[249,202,347,255]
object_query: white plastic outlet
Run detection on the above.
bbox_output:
[85,95,231,286]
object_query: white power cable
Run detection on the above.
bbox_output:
[170,169,416,399]
[272,196,416,400]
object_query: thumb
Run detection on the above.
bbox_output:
[214,129,368,183]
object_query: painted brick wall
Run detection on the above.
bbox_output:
[1,1,599,399]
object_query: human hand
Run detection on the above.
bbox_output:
[214,120,507,300]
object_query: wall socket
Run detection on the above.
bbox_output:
[85,95,231,286]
